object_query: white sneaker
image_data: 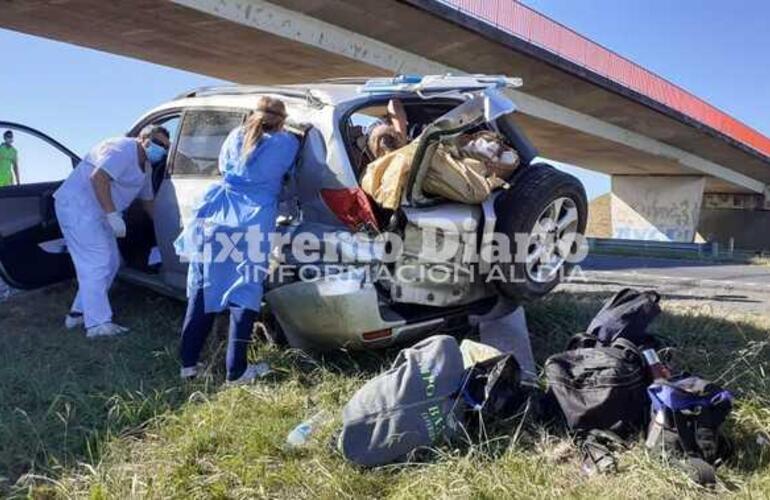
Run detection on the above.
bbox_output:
[226,364,267,386]
[180,363,206,380]
[86,322,129,338]
[64,312,84,329]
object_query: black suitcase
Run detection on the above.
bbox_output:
[544,333,650,435]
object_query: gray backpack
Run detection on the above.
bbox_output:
[338,335,467,467]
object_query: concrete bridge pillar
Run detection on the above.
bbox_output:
[610,175,706,242]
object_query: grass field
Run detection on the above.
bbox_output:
[1,280,769,498]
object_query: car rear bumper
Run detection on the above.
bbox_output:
[264,269,472,350]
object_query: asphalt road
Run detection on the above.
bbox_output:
[568,254,770,315]
[579,254,770,291]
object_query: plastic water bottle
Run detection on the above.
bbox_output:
[286,410,330,447]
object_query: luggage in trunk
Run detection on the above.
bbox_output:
[360,132,516,209]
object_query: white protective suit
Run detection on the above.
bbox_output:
[54,138,153,329]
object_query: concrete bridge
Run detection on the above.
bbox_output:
[4,0,770,247]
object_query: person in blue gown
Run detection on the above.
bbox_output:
[175,96,299,383]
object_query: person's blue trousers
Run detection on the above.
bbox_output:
[180,288,257,381]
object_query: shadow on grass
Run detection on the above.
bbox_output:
[0,280,187,493]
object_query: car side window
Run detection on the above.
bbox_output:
[0,127,77,186]
[155,115,181,147]
[171,109,245,177]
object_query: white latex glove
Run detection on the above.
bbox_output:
[106,211,127,238]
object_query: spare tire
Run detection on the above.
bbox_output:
[492,163,588,301]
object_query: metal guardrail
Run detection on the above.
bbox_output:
[589,238,707,254]
[588,238,764,261]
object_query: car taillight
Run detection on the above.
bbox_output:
[362,328,393,342]
[320,188,380,231]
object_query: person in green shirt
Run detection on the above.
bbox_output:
[0,130,20,186]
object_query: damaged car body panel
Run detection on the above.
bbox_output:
[264,269,405,349]
[389,203,492,308]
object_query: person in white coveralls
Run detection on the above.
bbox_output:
[54,125,169,337]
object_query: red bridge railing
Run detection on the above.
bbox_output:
[438,0,770,158]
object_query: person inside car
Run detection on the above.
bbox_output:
[175,96,299,384]
[384,98,409,142]
[363,98,410,160]
[55,125,168,337]
[367,123,407,159]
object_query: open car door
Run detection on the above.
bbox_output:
[0,121,79,289]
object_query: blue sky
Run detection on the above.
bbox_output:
[1,0,768,196]
[0,29,224,184]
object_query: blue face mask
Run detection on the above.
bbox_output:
[145,142,167,165]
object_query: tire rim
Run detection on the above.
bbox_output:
[525,196,579,284]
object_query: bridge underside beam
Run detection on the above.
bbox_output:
[264,0,770,186]
[2,0,767,195]
[0,1,387,83]
[513,106,764,195]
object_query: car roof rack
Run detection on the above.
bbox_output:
[311,77,377,85]
[174,85,310,100]
[358,75,522,94]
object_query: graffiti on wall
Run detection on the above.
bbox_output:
[611,176,705,242]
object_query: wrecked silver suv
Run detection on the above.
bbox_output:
[0,75,587,350]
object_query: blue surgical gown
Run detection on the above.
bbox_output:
[175,127,300,312]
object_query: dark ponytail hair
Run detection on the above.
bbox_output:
[242,96,288,158]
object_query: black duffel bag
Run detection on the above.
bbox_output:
[586,288,661,345]
[544,333,650,437]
